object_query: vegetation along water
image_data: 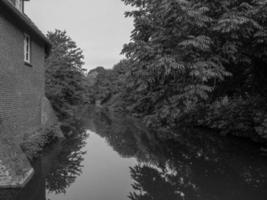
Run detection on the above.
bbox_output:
[1,0,267,199]
[29,1,267,199]
[7,107,267,200]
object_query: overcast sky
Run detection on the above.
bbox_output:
[25,0,133,71]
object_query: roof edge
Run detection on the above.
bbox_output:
[0,0,52,55]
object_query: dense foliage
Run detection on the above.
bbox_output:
[45,30,89,125]
[87,60,131,107]
[88,0,267,141]
[120,0,266,139]
[85,108,267,199]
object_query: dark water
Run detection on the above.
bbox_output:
[4,107,267,200]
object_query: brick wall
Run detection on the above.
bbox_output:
[0,12,46,143]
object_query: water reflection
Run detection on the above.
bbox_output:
[83,108,267,200]
[44,131,88,194]
[128,164,197,200]
[0,125,88,200]
[1,107,267,200]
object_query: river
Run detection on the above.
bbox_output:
[3,107,267,200]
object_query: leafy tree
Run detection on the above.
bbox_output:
[87,0,267,139]
[45,30,88,121]
[120,0,267,131]
[122,0,229,113]
[87,59,132,106]
[87,67,114,104]
[207,0,267,97]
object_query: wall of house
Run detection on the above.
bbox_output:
[0,12,46,142]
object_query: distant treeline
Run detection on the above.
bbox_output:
[87,0,267,142]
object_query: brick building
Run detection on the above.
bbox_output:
[0,0,53,188]
[0,0,51,141]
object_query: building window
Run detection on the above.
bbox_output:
[15,0,23,12]
[24,34,31,64]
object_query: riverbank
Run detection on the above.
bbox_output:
[0,96,64,188]
[85,0,267,147]
[1,106,267,200]
[95,98,267,146]
[87,64,267,145]
[21,124,63,160]
[21,107,267,200]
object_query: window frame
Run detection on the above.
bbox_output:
[24,33,31,64]
[15,0,23,12]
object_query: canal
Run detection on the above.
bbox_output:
[4,107,267,200]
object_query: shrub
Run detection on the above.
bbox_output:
[200,96,267,141]
[21,125,61,160]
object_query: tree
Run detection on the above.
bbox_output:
[87,59,132,106]
[120,0,267,128]
[45,30,88,121]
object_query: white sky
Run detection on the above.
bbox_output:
[25,0,133,71]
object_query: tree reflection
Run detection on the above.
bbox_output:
[129,164,198,200]
[85,108,267,200]
[86,109,143,158]
[128,137,267,200]
[45,127,88,194]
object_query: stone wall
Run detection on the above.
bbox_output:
[0,138,33,189]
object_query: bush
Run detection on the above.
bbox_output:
[200,96,267,141]
[21,125,61,160]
